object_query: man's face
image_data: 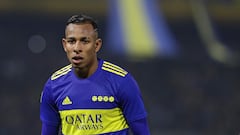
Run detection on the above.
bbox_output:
[62,23,102,69]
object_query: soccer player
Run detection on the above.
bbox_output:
[40,14,150,135]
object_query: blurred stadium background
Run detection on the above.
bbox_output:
[0,0,240,135]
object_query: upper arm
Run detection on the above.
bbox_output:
[40,81,60,126]
[118,74,148,123]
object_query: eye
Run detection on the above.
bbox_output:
[80,38,90,44]
[66,39,76,44]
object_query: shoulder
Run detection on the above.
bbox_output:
[44,64,72,88]
[50,64,72,81]
[101,60,128,78]
[42,64,72,101]
[44,64,72,90]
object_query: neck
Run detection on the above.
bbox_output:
[73,59,98,78]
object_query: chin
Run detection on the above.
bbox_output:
[71,63,84,69]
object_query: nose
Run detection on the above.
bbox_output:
[73,41,82,53]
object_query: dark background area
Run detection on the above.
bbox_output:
[0,1,240,135]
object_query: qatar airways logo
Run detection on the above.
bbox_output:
[65,113,103,130]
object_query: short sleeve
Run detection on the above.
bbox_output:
[40,80,60,126]
[118,74,147,123]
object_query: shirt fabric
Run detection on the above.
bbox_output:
[40,59,147,135]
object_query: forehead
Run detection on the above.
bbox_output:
[65,23,95,38]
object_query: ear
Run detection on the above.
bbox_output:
[95,38,102,53]
[62,38,67,52]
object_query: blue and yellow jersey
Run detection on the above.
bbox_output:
[40,59,147,135]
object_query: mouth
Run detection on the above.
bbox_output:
[72,56,83,64]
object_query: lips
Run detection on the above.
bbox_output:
[72,56,83,64]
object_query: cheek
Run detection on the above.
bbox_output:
[86,45,97,53]
[65,45,73,52]
[86,49,95,56]
[64,46,73,56]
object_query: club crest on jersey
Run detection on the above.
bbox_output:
[62,96,73,105]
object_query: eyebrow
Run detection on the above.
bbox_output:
[80,37,90,41]
[65,37,75,40]
[65,37,91,40]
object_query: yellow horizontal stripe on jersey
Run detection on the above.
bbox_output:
[59,108,129,135]
[103,61,127,74]
[102,67,126,77]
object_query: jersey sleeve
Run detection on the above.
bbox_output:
[41,122,59,135]
[40,79,60,126]
[129,118,150,135]
[117,74,148,123]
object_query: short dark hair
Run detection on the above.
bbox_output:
[66,14,98,30]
